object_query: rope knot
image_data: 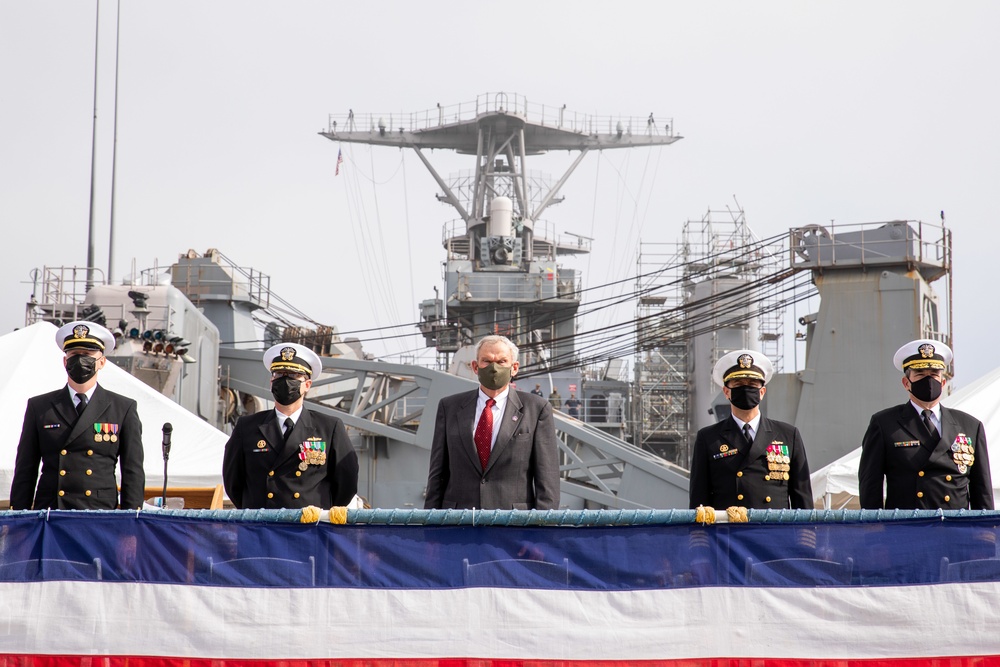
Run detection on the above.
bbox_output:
[726,506,748,523]
[695,505,716,525]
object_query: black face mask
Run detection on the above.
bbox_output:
[729,385,762,411]
[66,355,98,384]
[909,376,943,403]
[271,376,303,405]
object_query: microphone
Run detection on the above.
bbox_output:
[161,423,173,509]
[161,423,173,461]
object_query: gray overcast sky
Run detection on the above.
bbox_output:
[1,1,997,386]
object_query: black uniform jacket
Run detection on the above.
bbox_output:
[222,408,359,509]
[10,384,145,510]
[424,388,560,510]
[859,403,993,510]
[689,416,813,510]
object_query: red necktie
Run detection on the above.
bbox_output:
[475,398,496,471]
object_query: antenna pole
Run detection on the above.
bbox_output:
[108,0,122,284]
[85,0,101,291]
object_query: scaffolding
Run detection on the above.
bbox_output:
[633,240,688,464]
[632,208,787,467]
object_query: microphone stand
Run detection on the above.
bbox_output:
[161,423,173,508]
[161,458,169,508]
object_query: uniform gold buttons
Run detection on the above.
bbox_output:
[295,471,301,477]
[85,490,91,497]
[737,494,744,500]
[918,471,925,477]
[764,475,770,481]
[86,470,92,476]
[765,496,771,503]
[917,492,924,498]
[87,450,93,456]
[267,493,274,499]
[736,471,743,478]
[293,493,300,499]
[944,495,951,502]
[60,449,68,456]
[946,475,953,481]
[268,471,275,477]
[59,470,66,476]
[58,490,65,497]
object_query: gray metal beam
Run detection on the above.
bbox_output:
[411,146,471,224]
[531,148,590,222]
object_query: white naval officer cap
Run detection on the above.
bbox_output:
[712,349,775,387]
[56,321,116,354]
[893,339,952,373]
[263,342,323,379]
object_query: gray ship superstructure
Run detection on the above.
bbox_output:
[322,93,681,384]
[636,215,952,472]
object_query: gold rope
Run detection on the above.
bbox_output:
[726,506,748,523]
[300,506,321,523]
[695,505,716,525]
[329,506,348,525]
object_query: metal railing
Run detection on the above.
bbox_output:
[167,251,271,310]
[25,266,107,326]
[327,92,676,139]
[788,219,950,278]
[441,219,592,256]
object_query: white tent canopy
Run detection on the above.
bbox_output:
[0,322,229,502]
[811,365,1000,508]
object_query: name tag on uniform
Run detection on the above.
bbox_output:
[894,440,920,448]
[44,424,61,429]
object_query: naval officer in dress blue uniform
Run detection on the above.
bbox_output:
[10,321,145,510]
[222,343,358,509]
[859,339,992,510]
[688,350,813,510]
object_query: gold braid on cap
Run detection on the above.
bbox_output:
[726,506,749,523]
[695,505,716,525]
[901,358,946,371]
[271,361,312,376]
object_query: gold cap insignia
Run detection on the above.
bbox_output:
[280,347,296,361]
[73,325,89,339]
[919,343,935,358]
[738,354,754,369]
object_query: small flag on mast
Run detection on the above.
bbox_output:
[336,148,344,176]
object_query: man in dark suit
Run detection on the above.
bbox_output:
[425,335,559,510]
[689,350,813,510]
[223,342,358,509]
[859,339,992,510]
[10,321,145,510]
